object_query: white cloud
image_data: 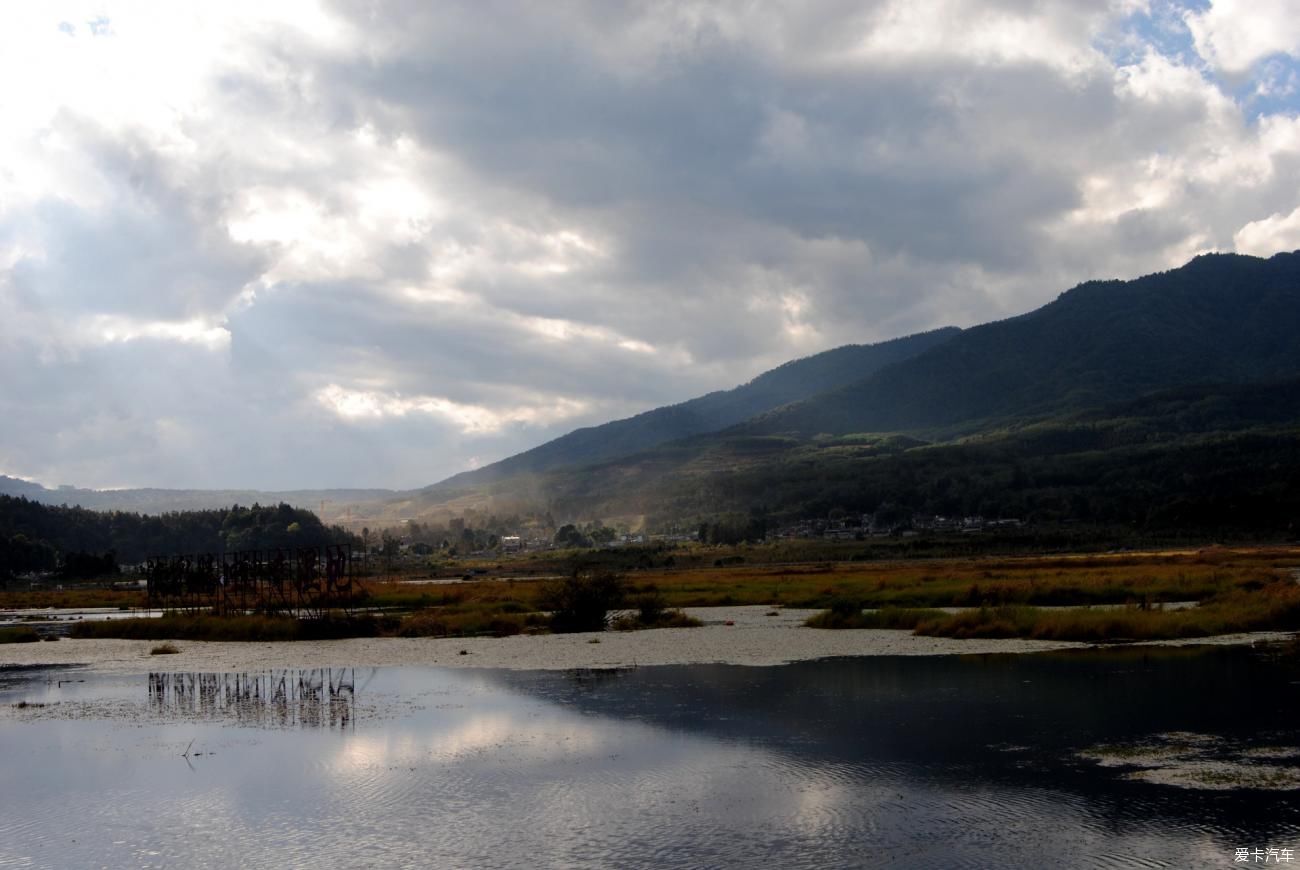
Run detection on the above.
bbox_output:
[314,384,591,433]
[1186,0,1300,75]
[848,0,1116,76]
[76,314,231,351]
[1234,206,1300,256]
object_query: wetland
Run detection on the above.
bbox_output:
[2,644,1298,869]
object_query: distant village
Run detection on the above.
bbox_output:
[371,510,1026,559]
[367,514,701,561]
[773,513,1025,541]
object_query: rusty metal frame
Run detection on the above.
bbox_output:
[145,544,358,618]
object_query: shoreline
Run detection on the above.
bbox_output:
[1,606,1293,674]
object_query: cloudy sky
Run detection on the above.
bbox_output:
[3,1,1300,490]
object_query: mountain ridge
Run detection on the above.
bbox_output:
[406,250,1300,527]
[14,251,1300,531]
[0,476,396,517]
[740,251,1300,438]
[430,326,961,489]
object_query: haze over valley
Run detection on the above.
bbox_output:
[8,250,1300,539]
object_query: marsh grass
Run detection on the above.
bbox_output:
[395,607,537,638]
[34,547,1300,644]
[804,604,948,630]
[912,582,1300,641]
[593,548,1299,611]
[609,609,703,631]
[12,547,1299,617]
[0,626,41,643]
[803,577,1300,641]
[0,587,145,610]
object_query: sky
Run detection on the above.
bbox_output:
[3,0,1300,491]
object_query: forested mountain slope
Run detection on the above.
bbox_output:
[744,252,1300,437]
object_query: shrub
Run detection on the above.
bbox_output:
[806,606,947,630]
[150,642,180,655]
[611,608,703,631]
[395,610,525,638]
[0,626,40,644]
[540,570,626,633]
[804,597,865,628]
[655,609,703,628]
[829,597,862,619]
[632,590,667,625]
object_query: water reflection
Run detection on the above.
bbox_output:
[497,647,1300,853]
[147,669,358,730]
[508,646,1300,777]
[0,649,1297,869]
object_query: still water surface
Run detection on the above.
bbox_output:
[1,646,1298,869]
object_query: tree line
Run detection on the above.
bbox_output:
[0,495,357,581]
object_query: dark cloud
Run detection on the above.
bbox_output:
[2,1,1299,488]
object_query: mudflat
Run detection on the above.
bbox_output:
[2,606,1292,674]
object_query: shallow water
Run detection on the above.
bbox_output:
[1,645,1298,869]
[0,608,165,643]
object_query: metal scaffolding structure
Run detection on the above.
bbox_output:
[143,544,358,618]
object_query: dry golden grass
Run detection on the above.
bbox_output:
[598,546,1300,610]
[804,566,1300,642]
[0,586,145,610]
[24,546,1300,645]
[356,546,1300,619]
[910,580,1300,641]
[394,609,535,638]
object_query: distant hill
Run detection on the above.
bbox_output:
[432,326,961,489]
[0,476,395,517]
[744,252,1300,437]
[0,476,46,501]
